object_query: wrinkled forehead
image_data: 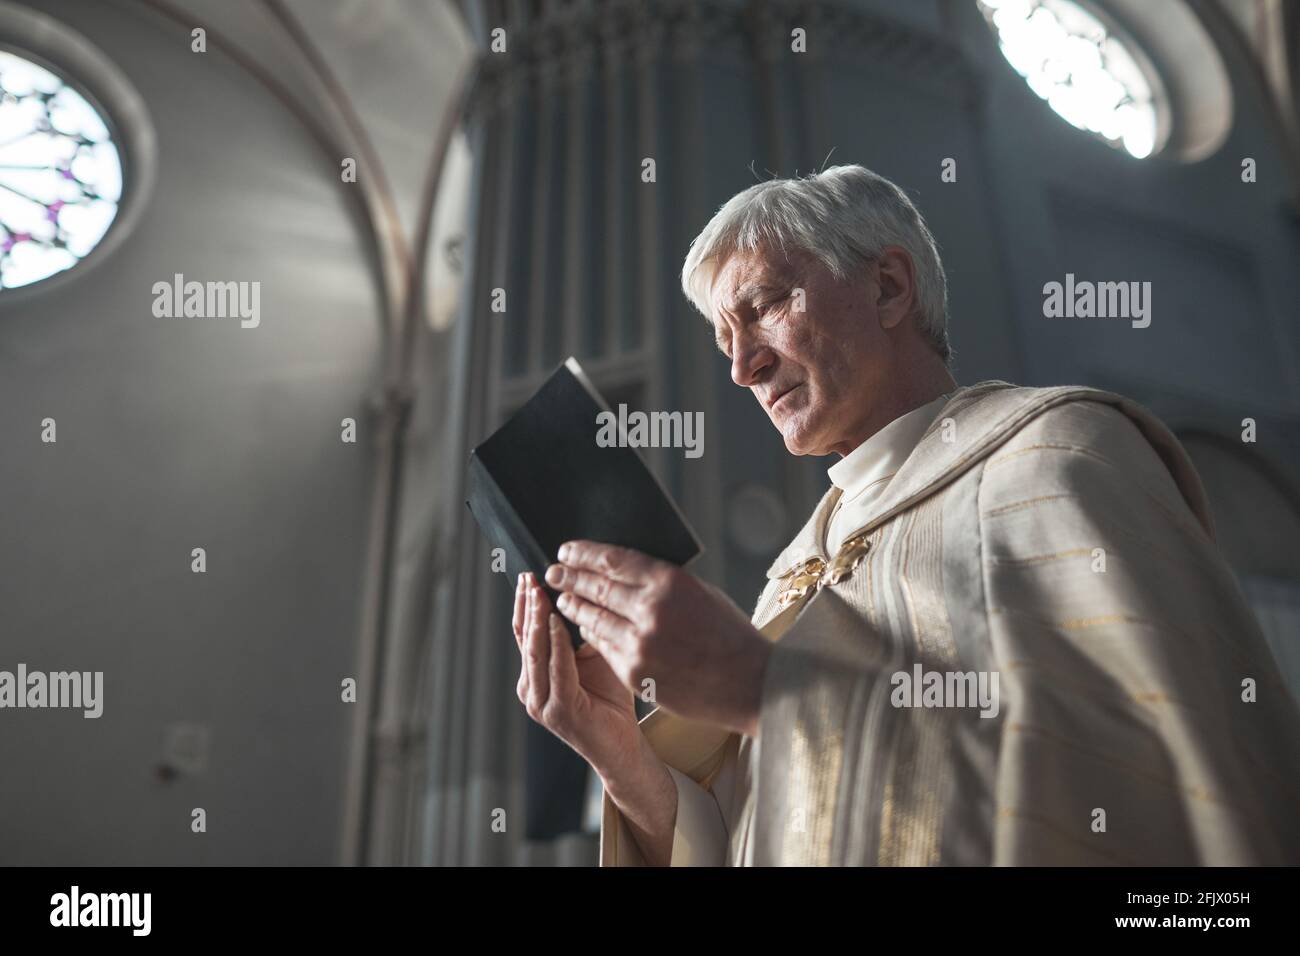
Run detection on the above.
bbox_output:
[708,245,806,316]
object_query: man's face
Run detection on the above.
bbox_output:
[709,246,898,457]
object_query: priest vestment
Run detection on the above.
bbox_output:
[599,380,1300,865]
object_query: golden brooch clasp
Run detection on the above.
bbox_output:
[774,532,872,609]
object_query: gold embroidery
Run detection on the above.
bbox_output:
[988,547,1095,566]
[1057,613,1151,630]
[879,498,957,865]
[995,806,1145,865]
[1005,722,1255,816]
[984,442,1205,539]
[781,695,844,866]
[981,493,1077,517]
[1003,659,1189,710]
[985,441,1111,470]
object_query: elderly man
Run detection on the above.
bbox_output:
[511,165,1300,866]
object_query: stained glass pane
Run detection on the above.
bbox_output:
[0,49,123,290]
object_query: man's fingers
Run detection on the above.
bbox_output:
[516,582,532,704]
[525,583,551,713]
[544,563,640,617]
[516,665,529,706]
[511,573,526,648]
[547,613,578,707]
[556,540,660,584]
[555,591,634,653]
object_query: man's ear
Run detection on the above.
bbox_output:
[875,247,917,330]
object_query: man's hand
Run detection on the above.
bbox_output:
[545,541,771,738]
[512,572,648,780]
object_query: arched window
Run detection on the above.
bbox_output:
[976,0,1167,158]
[0,49,123,290]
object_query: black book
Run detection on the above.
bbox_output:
[466,357,703,646]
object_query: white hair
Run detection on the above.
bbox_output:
[680,164,951,363]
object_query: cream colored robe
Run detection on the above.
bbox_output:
[600,381,1300,865]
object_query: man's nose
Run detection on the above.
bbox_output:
[731,336,773,387]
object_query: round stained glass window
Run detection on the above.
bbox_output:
[0,48,123,290]
[977,0,1165,159]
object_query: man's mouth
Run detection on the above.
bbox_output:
[768,383,802,413]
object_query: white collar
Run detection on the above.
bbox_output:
[826,392,952,503]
